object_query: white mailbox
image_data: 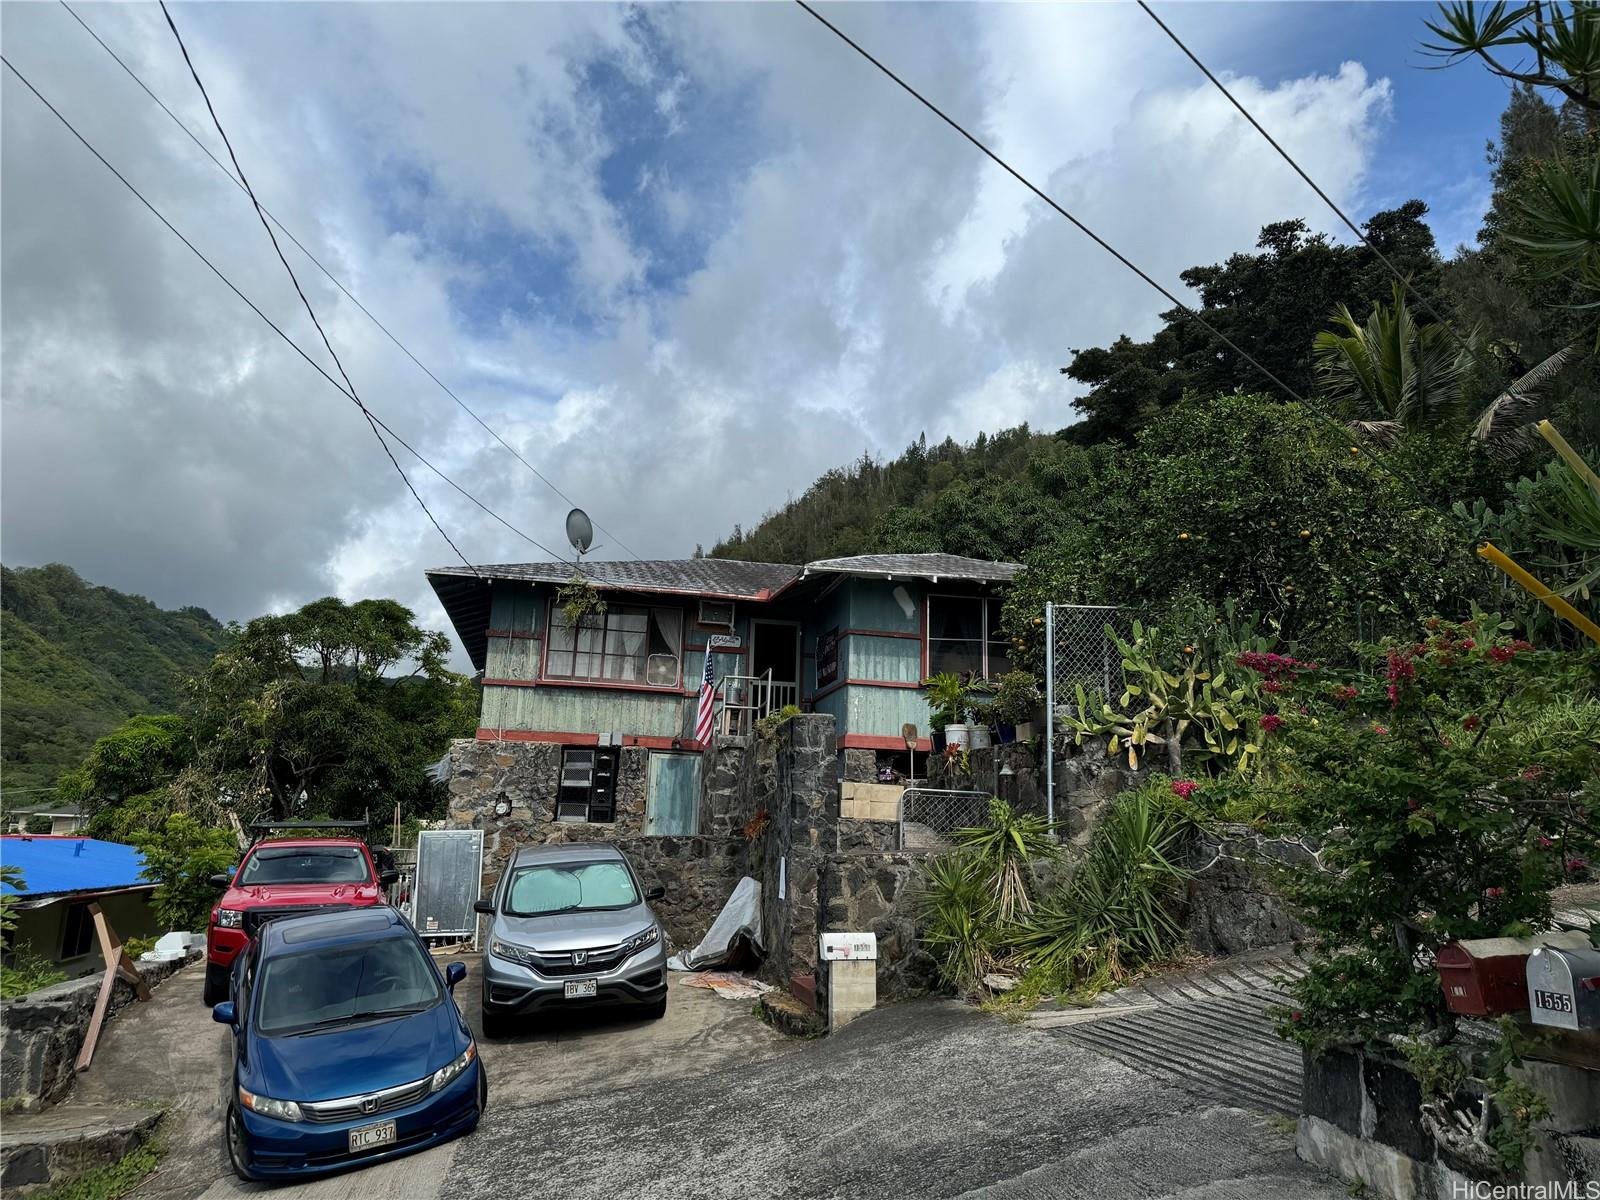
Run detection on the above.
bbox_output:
[1525,944,1600,1031]
[820,932,877,961]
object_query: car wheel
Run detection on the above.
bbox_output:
[480,1009,513,1039]
[224,1104,256,1182]
[646,996,667,1021]
[202,963,229,1007]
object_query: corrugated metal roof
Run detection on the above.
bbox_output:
[0,836,151,898]
[426,559,800,600]
[802,554,1021,583]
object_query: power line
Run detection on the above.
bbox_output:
[60,0,641,561]
[791,0,1480,543]
[0,53,568,567]
[157,3,487,579]
[1134,0,1501,376]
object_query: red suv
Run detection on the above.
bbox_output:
[203,822,398,1005]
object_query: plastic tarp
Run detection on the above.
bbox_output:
[667,876,763,972]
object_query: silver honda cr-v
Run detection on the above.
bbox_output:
[474,843,667,1036]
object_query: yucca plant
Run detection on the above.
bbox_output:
[951,796,1059,923]
[1016,784,1194,994]
[918,853,1002,994]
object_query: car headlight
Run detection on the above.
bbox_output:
[489,937,537,968]
[430,1042,476,1093]
[216,909,245,930]
[619,925,660,956]
[239,1086,302,1122]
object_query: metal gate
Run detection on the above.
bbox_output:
[898,788,993,852]
[412,828,483,943]
[1044,604,1126,827]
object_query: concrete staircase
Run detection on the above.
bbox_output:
[1023,951,1308,1117]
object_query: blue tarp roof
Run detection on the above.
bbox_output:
[0,836,150,898]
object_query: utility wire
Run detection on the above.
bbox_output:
[1135,0,1504,376]
[0,53,568,568]
[61,0,640,561]
[792,0,1483,543]
[157,3,487,579]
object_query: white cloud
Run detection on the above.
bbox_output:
[3,1,1399,662]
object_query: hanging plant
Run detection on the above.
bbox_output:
[557,571,606,626]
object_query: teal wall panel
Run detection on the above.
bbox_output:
[645,752,701,835]
[848,578,920,633]
[847,635,922,684]
[846,684,933,741]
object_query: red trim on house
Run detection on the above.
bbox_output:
[840,734,932,752]
[811,676,924,704]
[844,627,921,640]
[481,676,690,697]
[485,628,542,641]
[693,644,748,656]
[473,729,706,751]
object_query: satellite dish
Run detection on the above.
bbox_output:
[565,508,594,557]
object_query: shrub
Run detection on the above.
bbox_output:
[130,814,239,932]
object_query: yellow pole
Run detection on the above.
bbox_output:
[1537,420,1600,494]
[1476,541,1600,647]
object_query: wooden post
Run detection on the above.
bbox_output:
[74,902,149,1073]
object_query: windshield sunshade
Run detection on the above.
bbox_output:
[505,862,638,916]
[256,936,440,1034]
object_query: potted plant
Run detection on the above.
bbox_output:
[992,670,1043,743]
[922,672,969,751]
[966,696,995,751]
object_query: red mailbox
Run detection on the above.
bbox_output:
[1437,933,1592,1017]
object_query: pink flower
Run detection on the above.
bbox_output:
[1332,685,1359,703]
[1537,836,1554,849]
[1262,680,1284,694]
[1170,779,1199,800]
[1260,714,1285,734]
[1372,724,1389,736]
[1290,1010,1302,1023]
[1568,859,1587,873]
[1521,766,1545,782]
[1485,887,1505,899]
[1459,639,1476,651]
[1462,714,1481,732]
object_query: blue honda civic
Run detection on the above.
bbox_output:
[212,906,485,1180]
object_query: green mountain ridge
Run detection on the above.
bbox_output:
[1,563,229,801]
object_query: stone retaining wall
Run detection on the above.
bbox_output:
[820,850,937,1000]
[1185,827,1312,955]
[0,952,199,1109]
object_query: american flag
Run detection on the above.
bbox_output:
[694,645,717,745]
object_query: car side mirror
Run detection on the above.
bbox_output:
[379,869,400,886]
[209,870,234,889]
[445,962,467,991]
[645,886,665,901]
[212,1001,237,1026]
[472,899,495,915]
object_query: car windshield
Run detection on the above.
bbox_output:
[237,846,370,886]
[255,936,440,1035]
[505,861,638,916]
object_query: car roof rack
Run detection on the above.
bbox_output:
[247,819,371,844]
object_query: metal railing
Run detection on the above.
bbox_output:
[716,670,771,738]
[898,788,993,852]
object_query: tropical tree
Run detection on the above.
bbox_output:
[1314,284,1478,443]
[55,714,194,839]
[185,597,476,822]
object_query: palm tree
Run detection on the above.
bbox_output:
[1313,283,1476,444]
[1315,284,1583,454]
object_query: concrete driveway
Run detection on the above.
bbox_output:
[74,957,1344,1199]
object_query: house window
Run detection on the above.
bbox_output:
[61,902,94,959]
[546,606,683,686]
[927,596,1011,680]
[555,748,618,823]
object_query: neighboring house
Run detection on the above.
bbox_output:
[0,835,158,977]
[5,808,87,835]
[428,553,1019,828]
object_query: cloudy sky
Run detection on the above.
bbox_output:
[2,0,1511,650]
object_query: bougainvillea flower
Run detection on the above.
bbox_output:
[1260,714,1284,734]
[1170,779,1199,799]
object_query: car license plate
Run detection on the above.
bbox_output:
[564,979,597,999]
[349,1120,396,1154]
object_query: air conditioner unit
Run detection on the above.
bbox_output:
[698,599,735,629]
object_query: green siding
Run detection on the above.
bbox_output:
[848,578,920,633]
[481,685,688,737]
[847,635,922,684]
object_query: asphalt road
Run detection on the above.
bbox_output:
[79,957,1345,1199]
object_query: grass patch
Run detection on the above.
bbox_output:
[31,1119,167,1200]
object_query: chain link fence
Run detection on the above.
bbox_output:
[1044,603,1129,826]
[898,788,993,852]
